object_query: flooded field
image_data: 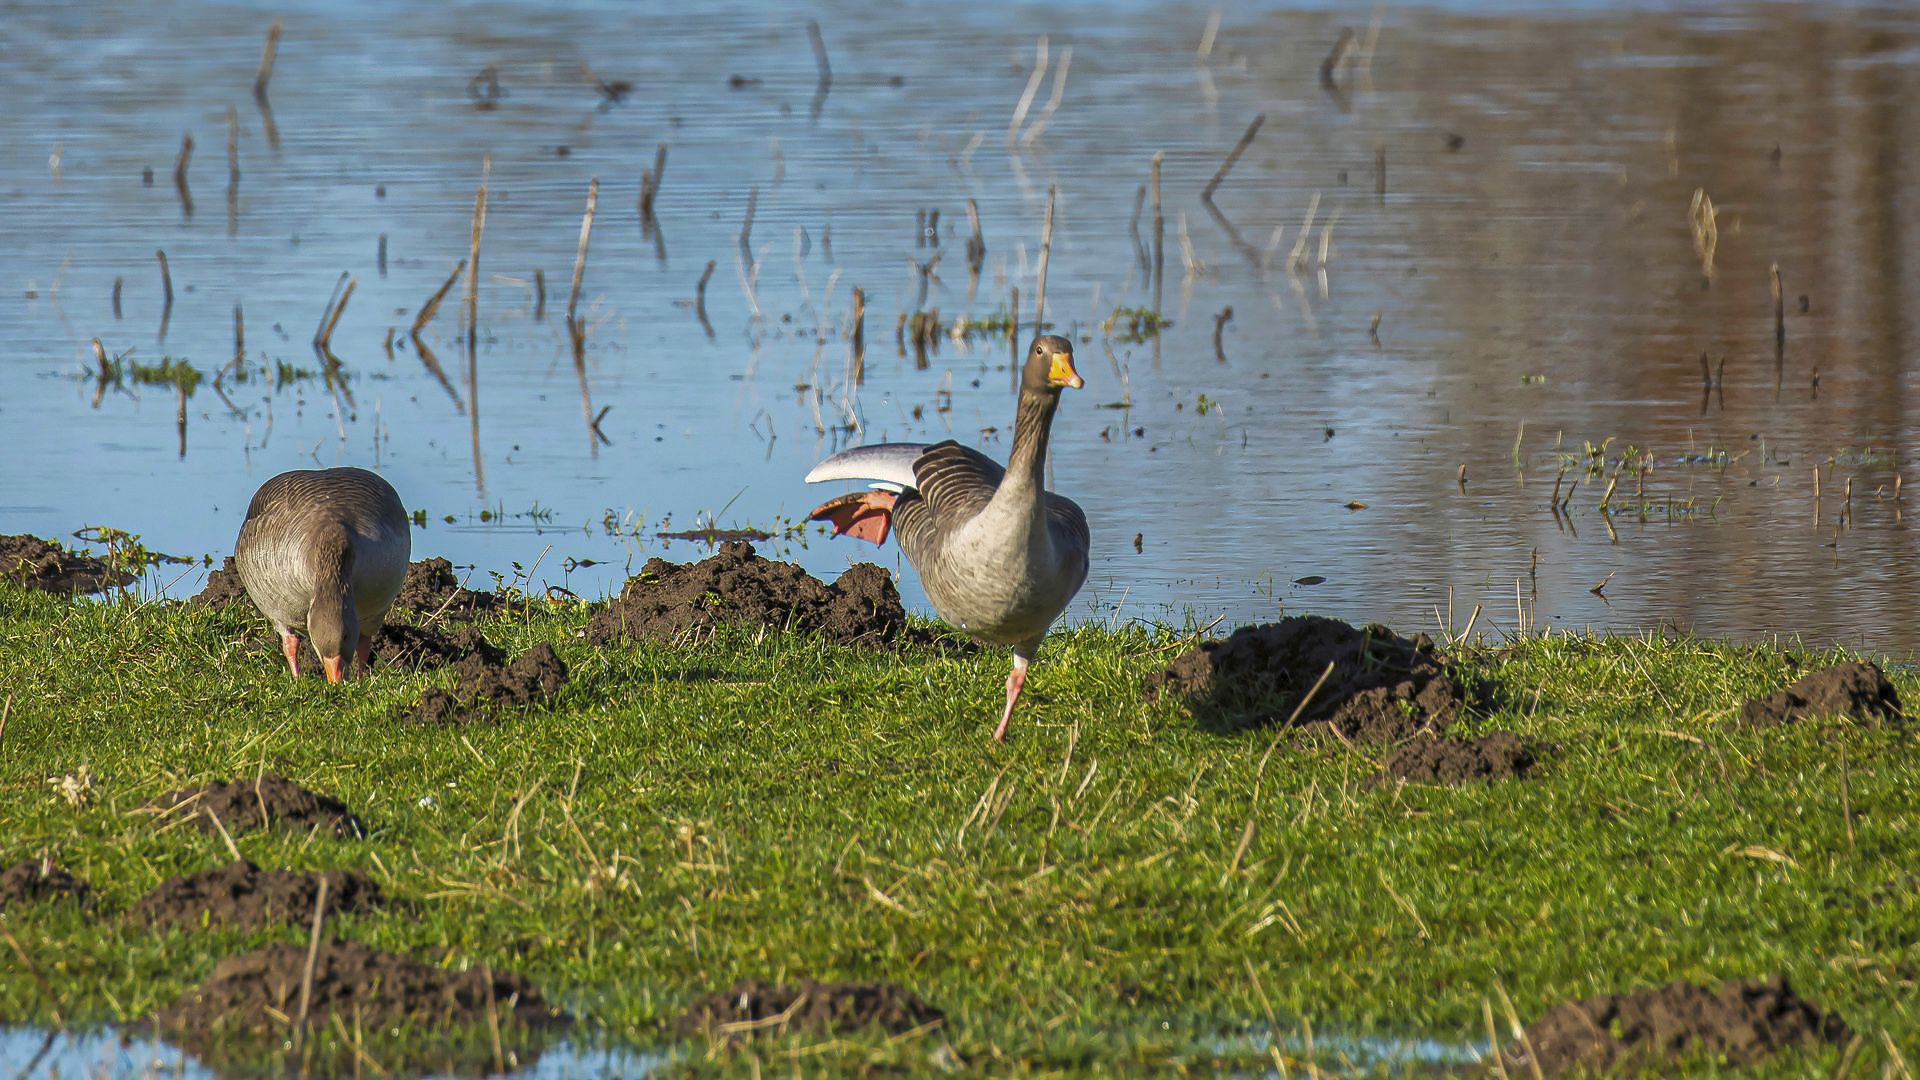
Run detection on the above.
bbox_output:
[6,0,1920,649]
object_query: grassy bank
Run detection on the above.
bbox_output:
[0,581,1916,1076]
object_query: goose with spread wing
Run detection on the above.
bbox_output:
[806,334,1090,741]
[234,467,411,683]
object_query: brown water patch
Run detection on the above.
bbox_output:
[585,541,905,648]
[155,939,569,1059]
[1740,660,1903,727]
[193,556,249,607]
[1373,731,1542,786]
[127,860,382,931]
[1145,616,1463,739]
[390,557,502,620]
[148,774,365,839]
[675,979,945,1040]
[1505,976,1850,1076]
[0,534,136,594]
[0,861,90,909]
[404,643,569,724]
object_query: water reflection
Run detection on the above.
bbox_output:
[5,0,1920,649]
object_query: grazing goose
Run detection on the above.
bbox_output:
[234,467,410,684]
[807,334,1090,741]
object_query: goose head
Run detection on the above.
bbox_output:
[1021,334,1083,395]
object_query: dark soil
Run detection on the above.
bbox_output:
[371,623,505,672]
[192,556,249,607]
[1505,976,1850,1076]
[127,860,383,931]
[1374,731,1542,786]
[0,861,90,909]
[675,979,945,1040]
[585,541,907,648]
[1145,616,1464,740]
[405,643,569,724]
[389,557,502,619]
[1741,660,1903,727]
[156,939,569,1049]
[0,534,136,594]
[149,774,365,839]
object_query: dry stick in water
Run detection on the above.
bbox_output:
[1771,262,1785,392]
[173,132,194,217]
[566,177,600,342]
[1150,153,1165,315]
[411,259,465,338]
[291,876,330,1056]
[1007,36,1049,150]
[638,144,667,226]
[1009,286,1020,388]
[318,276,356,352]
[807,20,832,114]
[376,234,387,278]
[850,286,866,383]
[1033,185,1057,332]
[1319,27,1355,90]
[965,199,986,276]
[738,185,757,265]
[694,259,716,336]
[1213,306,1233,362]
[533,268,546,321]
[254,19,282,100]
[112,276,122,319]
[155,249,174,341]
[1375,143,1386,202]
[466,157,491,360]
[1202,114,1265,203]
[314,271,349,346]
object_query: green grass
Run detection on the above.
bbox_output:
[1,583,1917,1076]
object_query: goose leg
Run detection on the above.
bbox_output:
[992,653,1030,743]
[354,633,374,677]
[279,631,302,679]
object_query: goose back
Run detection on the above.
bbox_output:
[234,468,410,636]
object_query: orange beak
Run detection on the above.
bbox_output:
[1047,350,1083,389]
[321,655,347,684]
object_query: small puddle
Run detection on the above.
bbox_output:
[0,1027,669,1078]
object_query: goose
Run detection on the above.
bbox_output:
[234,467,410,684]
[806,334,1090,741]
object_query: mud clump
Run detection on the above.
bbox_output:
[406,643,569,724]
[1,534,136,594]
[128,860,382,931]
[675,979,945,1040]
[586,542,906,648]
[1741,660,1902,727]
[192,556,250,607]
[149,774,364,839]
[390,557,502,620]
[1375,731,1542,786]
[0,862,90,909]
[1145,616,1462,740]
[372,623,504,672]
[1506,976,1850,1076]
[156,939,569,1055]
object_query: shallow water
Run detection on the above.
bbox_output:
[0,1027,668,1077]
[7,0,1920,650]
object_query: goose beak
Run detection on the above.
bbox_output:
[321,656,347,684]
[1047,350,1083,389]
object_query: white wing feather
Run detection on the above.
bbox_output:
[803,443,932,491]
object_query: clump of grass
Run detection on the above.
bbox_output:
[1105,305,1170,343]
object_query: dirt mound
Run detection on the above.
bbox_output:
[1741,661,1902,727]
[390,557,501,619]
[128,860,382,931]
[675,979,945,1040]
[149,774,364,839]
[0,862,90,909]
[1375,732,1541,785]
[1506,976,1850,1076]
[585,542,905,648]
[405,643,569,724]
[0,534,136,594]
[1145,617,1462,739]
[156,939,569,1050]
[192,556,250,607]
[372,623,504,672]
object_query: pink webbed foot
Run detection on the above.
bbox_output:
[280,632,303,679]
[809,491,898,546]
[992,654,1031,743]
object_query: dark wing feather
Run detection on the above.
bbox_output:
[891,441,1004,568]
